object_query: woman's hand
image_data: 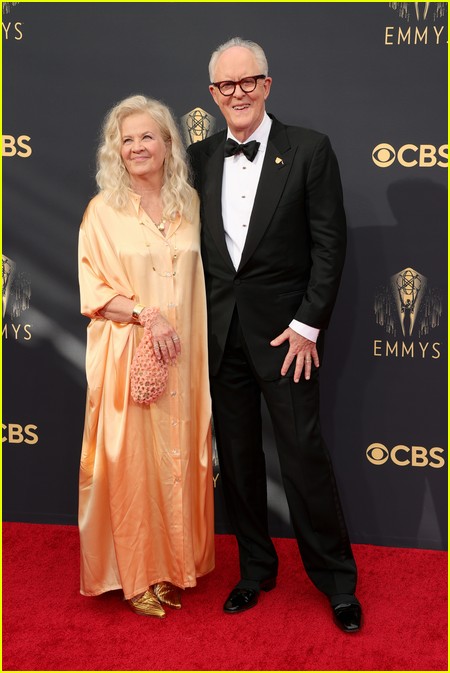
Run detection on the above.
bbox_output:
[141,310,181,364]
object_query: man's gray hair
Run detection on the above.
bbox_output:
[208,37,269,82]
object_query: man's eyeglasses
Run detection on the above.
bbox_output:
[211,75,266,97]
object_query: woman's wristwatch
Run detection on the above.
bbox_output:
[131,303,145,322]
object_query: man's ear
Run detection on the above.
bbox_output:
[209,85,219,106]
[263,77,273,100]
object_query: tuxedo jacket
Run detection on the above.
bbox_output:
[187,115,346,381]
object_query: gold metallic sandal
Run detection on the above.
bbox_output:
[128,588,166,618]
[153,581,182,609]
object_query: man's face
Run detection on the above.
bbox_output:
[209,46,272,142]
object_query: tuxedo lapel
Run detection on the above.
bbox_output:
[238,119,297,273]
[202,133,235,272]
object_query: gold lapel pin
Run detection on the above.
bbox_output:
[275,157,284,165]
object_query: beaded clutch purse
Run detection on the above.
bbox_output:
[130,307,168,404]
[130,331,168,404]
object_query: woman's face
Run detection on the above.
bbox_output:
[120,112,168,182]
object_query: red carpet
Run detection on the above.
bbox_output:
[2,522,447,671]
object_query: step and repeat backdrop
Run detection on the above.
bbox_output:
[3,2,447,549]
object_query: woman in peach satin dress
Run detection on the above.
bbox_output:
[78,95,214,617]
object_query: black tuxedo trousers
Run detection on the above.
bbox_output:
[211,309,357,597]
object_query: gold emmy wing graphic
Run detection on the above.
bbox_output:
[181,108,215,146]
[389,2,447,21]
[2,254,16,319]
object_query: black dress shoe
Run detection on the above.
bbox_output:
[223,578,276,614]
[332,603,362,632]
[223,587,259,614]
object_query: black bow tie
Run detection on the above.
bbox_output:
[224,138,260,162]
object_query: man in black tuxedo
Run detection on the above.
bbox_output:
[187,37,361,632]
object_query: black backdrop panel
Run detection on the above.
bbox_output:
[3,2,447,549]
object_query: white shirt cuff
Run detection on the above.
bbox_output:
[289,319,320,343]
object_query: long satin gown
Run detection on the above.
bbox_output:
[78,191,214,600]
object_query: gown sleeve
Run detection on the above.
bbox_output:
[78,197,135,318]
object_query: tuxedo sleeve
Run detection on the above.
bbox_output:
[294,135,347,329]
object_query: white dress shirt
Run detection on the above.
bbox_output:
[222,113,319,343]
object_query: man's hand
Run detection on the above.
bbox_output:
[270,327,320,382]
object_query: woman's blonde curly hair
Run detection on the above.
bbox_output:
[96,95,196,221]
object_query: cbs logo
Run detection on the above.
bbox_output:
[366,443,445,468]
[2,135,32,158]
[2,423,38,444]
[372,143,447,168]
